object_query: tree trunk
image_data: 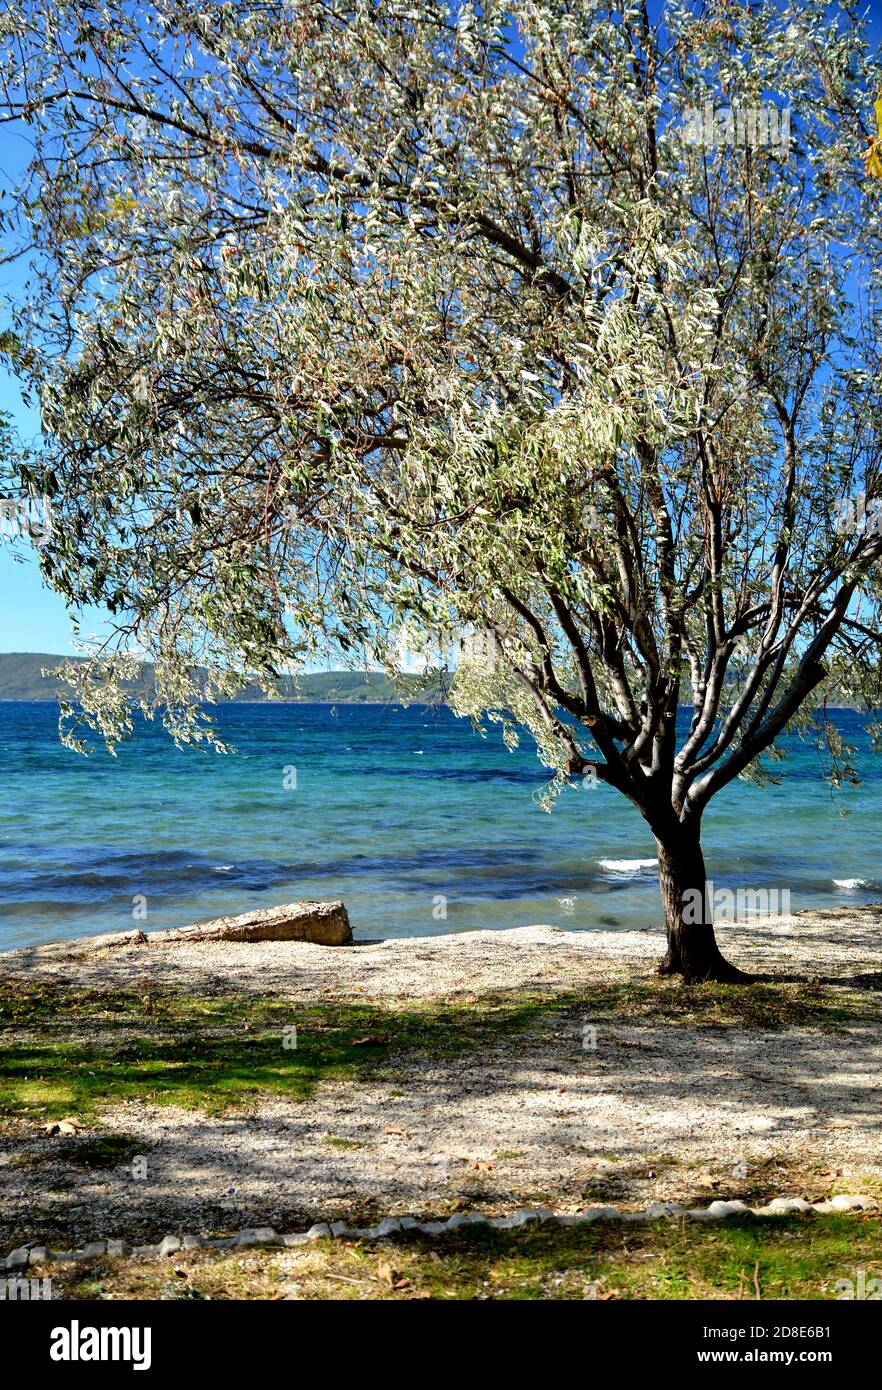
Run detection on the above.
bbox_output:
[655,825,750,983]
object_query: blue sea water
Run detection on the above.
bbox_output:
[0,700,880,951]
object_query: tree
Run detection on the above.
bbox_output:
[2,0,882,980]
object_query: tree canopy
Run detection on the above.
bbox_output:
[2,0,882,977]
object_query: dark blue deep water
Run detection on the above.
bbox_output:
[1,701,880,949]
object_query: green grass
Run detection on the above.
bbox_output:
[43,1213,882,1301]
[4,974,879,1286]
[0,980,574,1120]
[0,972,875,1122]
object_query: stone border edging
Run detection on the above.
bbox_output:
[2,1195,875,1269]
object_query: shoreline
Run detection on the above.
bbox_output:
[3,900,882,989]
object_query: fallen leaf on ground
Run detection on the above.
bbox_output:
[377,1261,410,1290]
[44,1118,83,1136]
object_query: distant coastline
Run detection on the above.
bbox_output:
[0,652,861,709]
[0,652,432,704]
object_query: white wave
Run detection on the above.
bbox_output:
[598,857,658,874]
[213,864,235,872]
[833,877,869,891]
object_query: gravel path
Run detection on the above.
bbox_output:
[1,907,880,1248]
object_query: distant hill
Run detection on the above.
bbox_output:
[0,653,436,704]
[0,652,856,710]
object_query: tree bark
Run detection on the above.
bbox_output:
[655,824,750,983]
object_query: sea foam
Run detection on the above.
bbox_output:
[598,858,658,874]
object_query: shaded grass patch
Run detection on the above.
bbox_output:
[0,972,875,1122]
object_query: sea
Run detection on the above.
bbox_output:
[1,700,880,950]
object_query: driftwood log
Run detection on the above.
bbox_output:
[63,901,353,958]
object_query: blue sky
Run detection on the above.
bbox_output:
[0,112,124,655]
[1,2,881,655]
[0,418,74,652]
[0,116,76,654]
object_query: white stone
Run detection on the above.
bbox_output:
[581,1206,619,1222]
[233,1227,278,1247]
[765,1198,804,1214]
[825,1194,874,1212]
[446,1213,487,1230]
[644,1202,684,1218]
[374,1218,403,1237]
[707,1200,751,1218]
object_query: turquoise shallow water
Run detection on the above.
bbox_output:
[0,701,880,950]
